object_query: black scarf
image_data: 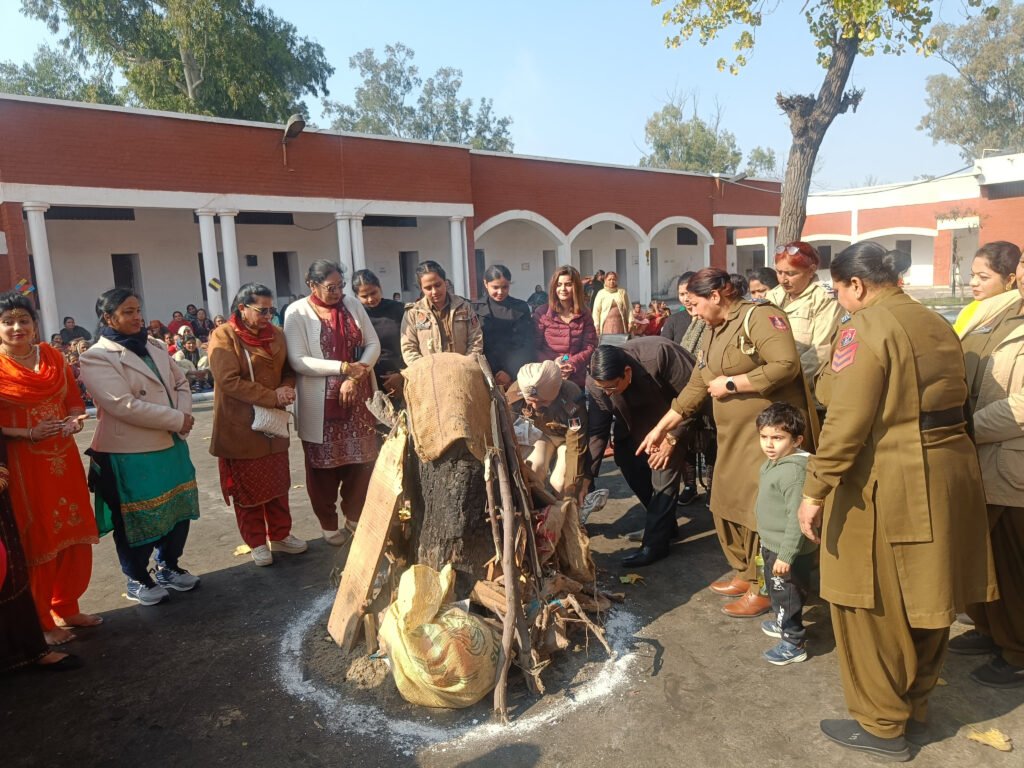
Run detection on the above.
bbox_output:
[100,325,151,358]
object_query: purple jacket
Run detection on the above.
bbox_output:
[534,307,598,387]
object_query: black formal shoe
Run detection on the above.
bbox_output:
[621,545,669,567]
[970,655,1024,688]
[820,719,910,762]
[948,629,997,655]
[678,485,699,505]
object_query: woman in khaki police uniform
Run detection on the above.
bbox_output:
[400,260,483,365]
[637,268,812,616]
[797,242,997,761]
[951,241,1024,689]
[765,241,840,390]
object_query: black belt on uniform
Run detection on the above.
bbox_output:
[919,405,967,431]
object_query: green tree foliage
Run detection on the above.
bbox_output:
[744,145,778,177]
[919,0,1024,161]
[19,0,333,122]
[323,43,514,152]
[0,44,122,104]
[652,0,993,242]
[640,98,742,173]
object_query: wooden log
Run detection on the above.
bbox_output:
[327,423,407,651]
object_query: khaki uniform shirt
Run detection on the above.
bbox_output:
[671,301,810,528]
[400,294,483,366]
[766,280,840,388]
[804,288,997,627]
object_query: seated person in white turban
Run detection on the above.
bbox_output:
[505,360,589,502]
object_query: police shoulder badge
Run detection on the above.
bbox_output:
[769,315,788,331]
[838,328,857,347]
[840,312,851,324]
[568,417,582,432]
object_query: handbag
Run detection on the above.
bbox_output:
[245,351,291,439]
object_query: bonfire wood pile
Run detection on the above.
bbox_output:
[327,354,618,720]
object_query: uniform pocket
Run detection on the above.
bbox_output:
[995,446,1024,491]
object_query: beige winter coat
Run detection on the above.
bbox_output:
[400,294,483,365]
[591,287,631,335]
[968,295,1024,508]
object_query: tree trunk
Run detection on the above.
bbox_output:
[776,36,863,244]
[410,439,494,599]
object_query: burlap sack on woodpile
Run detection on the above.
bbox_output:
[534,498,596,583]
[403,353,491,462]
[378,564,500,709]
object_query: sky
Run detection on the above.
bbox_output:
[0,0,986,190]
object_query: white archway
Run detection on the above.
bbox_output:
[473,209,568,244]
[858,226,938,240]
[566,212,646,245]
[567,212,652,303]
[646,215,714,245]
[803,233,852,243]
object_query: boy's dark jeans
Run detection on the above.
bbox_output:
[761,546,812,645]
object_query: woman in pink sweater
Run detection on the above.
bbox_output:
[534,265,598,388]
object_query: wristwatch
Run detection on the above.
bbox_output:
[725,376,737,392]
[664,434,678,447]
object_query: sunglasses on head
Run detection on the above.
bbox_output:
[775,245,804,257]
[246,305,275,316]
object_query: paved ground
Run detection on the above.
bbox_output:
[3,405,1021,767]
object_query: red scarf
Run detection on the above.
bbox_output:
[309,294,351,362]
[229,315,275,352]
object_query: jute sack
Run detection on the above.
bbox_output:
[378,564,500,709]
[403,353,491,462]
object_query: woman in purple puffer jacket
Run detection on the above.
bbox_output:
[534,265,598,388]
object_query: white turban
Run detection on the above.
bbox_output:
[517,360,561,402]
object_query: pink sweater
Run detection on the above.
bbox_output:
[534,308,598,387]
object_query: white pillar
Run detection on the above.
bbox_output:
[557,242,570,266]
[638,239,652,305]
[218,209,241,310]
[351,214,366,273]
[334,214,354,277]
[23,202,59,339]
[765,226,776,266]
[196,208,224,318]
[449,216,467,297]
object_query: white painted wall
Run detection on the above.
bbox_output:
[651,227,706,295]
[474,219,560,300]
[571,221,639,290]
[859,233,935,285]
[362,217,452,301]
[43,210,458,327]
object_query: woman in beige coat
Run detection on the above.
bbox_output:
[80,288,200,607]
[951,252,1024,688]
[208,283,304,568]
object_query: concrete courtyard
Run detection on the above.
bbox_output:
[2,404,1021,767]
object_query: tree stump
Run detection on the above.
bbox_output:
[409,439,494,599]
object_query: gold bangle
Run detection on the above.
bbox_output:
[340,361,350,376]
[802,495,825,505]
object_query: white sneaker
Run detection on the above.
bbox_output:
[270,534,308,554]
[322,520,357,547]
[251,545,273,567]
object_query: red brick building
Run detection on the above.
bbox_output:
[0,94,780,336]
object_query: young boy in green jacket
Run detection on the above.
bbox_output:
[754,402,818,666]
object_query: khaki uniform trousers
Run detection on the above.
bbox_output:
[713,517,759,583]
[525,435,568,494]
[968,505,1024,667]
[831,519,948,739]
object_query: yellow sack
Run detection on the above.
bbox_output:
[378,564,500,709]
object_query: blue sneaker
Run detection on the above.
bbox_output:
[761,619,782,638]
[763,639,808,666]
[155,567,200,592]
[126,579,170,606]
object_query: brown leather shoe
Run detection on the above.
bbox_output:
[709,577,749,597]
[722,590,772,618]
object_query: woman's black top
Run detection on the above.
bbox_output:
[365,299,406,379]
[471,295,537,379]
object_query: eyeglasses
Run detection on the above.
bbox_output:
[245,305,275,316]
[316,281,344,293]
[594,379,624,394]
[775,245,802,257]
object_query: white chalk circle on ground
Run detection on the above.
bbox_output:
[277,591,644,756]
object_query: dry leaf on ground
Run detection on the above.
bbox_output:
[232,544,251,556]
[966,727,1013,752]
[619,573,645,585]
